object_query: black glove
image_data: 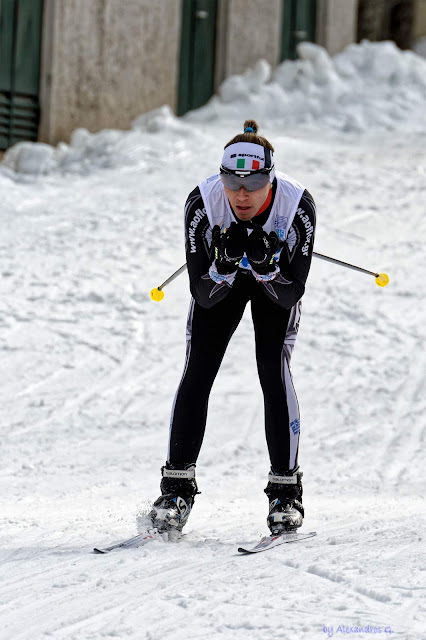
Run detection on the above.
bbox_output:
[246,225,279,275]
[212,222,248,274]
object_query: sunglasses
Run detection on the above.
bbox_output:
[220,166,273,192]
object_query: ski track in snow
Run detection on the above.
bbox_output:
[1,123,426,635]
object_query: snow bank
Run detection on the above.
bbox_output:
[189,40,426,133]
[413,36,426,58]
[1,128,148,178]
[1,40,425,178]
[0,105,194,179]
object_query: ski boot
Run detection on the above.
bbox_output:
[149,463,198,534]
[264,467,304,533]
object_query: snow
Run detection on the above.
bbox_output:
[413,36,426,59]
[1,41,425,639]
[188,40,426,134]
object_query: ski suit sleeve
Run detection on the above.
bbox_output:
[253,189,316,309]
[184,186,237,309]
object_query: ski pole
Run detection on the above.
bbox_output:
[150,264,188,301]
[312,252,389,287]
[150,252,389,301]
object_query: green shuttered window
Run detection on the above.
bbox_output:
[0,0,43,150]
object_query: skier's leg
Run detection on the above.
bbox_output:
[251,292,304,531]
[168,284,248,465]
[251,294,302,471]
[150,278,249,533]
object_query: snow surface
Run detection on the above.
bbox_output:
[0,42,425,639]
[413,36,426,59]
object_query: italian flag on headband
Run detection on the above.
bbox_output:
[222,142,274,173]
[237,158,260,170]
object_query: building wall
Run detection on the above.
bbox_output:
[39,0,181,145]
[37,0,363,146]
[414,0,426,38]
[225,0,282,76]
[316,0,358,56]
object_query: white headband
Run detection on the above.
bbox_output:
[221,142,274,172]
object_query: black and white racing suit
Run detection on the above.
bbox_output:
[167,176,316,473]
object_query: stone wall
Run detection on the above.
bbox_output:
[224,0,282,76]
[39,0,181,144]
[316,0,358,56]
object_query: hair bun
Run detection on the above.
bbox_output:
[224,120,274,152]
[243,119,258,134]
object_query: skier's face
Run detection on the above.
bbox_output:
[224,182,272,221]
